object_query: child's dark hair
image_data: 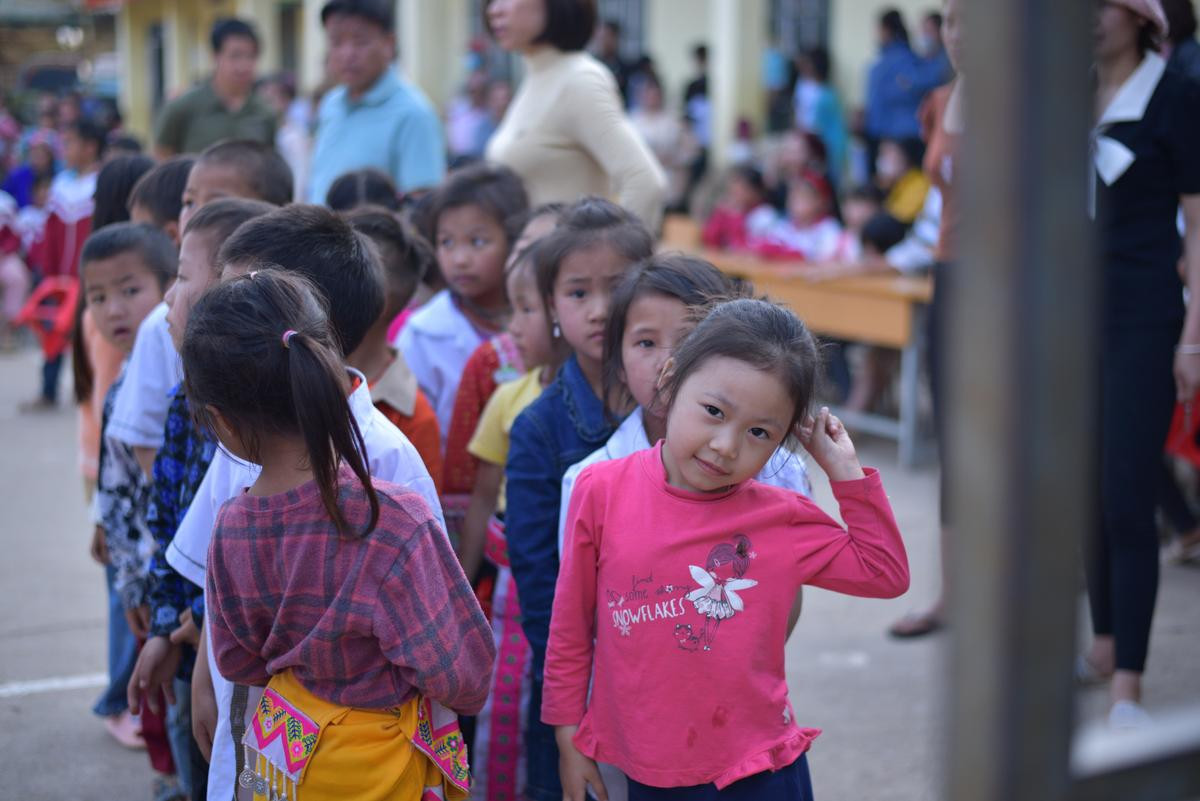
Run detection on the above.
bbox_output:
[129,156,196,226]
[844,183,885,207]
[533,196,655,302]
[93,154,154,230]
[198,139,294,206]
[70,119,108,160]
[506,201,567,256]
[326,168,400,212]
[216,204,384,355]
[602,252,732,416]
[432,163,530,244]
[321,0,393,32]
[183,198,277,274]
[182,269,379,537]
[661,298,819,446]
[860,212,908,255]
[80,222,178,290]
[729,165,767,198]
[343,205,434,315]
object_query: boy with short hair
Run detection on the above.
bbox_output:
[128,156,196,247]
[107,140,293,477]
[343,205,444,485]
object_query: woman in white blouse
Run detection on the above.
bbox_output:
[484,0,667,229]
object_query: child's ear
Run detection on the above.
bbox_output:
[163,220,181,248]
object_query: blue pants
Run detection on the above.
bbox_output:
[166,678,194,795]
[525,675,563,801]
[628,754,814,801]
[92,564,139,717]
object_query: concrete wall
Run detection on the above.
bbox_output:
[643,0,710,113]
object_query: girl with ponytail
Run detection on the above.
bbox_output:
[182,269,494,801]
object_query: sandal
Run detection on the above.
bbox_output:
[888,611,944,639]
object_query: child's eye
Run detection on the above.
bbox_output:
[568,289,586,300]
[471,237,488,248]
[703,404,723,418]
[123,286,141,297]
[749,427,771,440]
[635,338,655,349]
[438,237,454,249]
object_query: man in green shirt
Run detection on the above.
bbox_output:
[153,18,275,158]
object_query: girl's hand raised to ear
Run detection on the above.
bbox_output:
[797,407,866,483]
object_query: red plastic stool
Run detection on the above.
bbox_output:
[14,275,79,360]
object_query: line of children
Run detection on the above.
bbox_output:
[70,142,917,801]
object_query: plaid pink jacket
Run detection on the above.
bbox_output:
[206,465,495,714]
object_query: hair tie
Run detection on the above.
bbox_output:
[281,329,298,348]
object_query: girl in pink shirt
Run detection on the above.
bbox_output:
[544,298,910,800]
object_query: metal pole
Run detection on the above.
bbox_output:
[944,0,1095,799]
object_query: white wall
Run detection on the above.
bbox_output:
[643,0,711,113]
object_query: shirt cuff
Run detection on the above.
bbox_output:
[828,467,883,499]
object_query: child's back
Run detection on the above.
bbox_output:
[208,467,493,711]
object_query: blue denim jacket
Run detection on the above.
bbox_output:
[506,355,616,676]
[865,41,947,140]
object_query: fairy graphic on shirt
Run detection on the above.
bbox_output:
[684,534,758,651]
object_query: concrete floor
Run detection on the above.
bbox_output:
[0,345,1196,800]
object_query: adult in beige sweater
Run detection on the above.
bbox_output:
[485,0,667,230]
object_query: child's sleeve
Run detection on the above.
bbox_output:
[204,512,271,686]
[794,468,910,598]
[542,468,603,727]
[372,502,496,715]
[107,308,181,450]
[504,410,562,662]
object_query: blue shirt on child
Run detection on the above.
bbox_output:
[505,355,617,675]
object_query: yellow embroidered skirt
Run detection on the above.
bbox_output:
[242,670,470,801]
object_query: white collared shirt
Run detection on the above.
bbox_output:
[1090,52,1167,217]
[165,369,445,801]
[106,303,184,450]
[557,406,813,552]
[395,288,486,444]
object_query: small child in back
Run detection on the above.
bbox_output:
[701,166,775,251]
[750,170,844,262]
[344,205,445,487]
[442,204,562,551]
[397,163,529,443]
[83,223,177,765]
[106,140,293,479]
[183,269,493,800]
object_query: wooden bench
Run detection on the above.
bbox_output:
[673,246,935,467]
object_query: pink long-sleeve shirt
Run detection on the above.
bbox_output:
[542,442,909,789]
